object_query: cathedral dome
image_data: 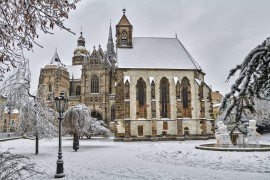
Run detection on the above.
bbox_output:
[73,46,89,55]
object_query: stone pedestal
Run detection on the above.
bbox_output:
[247,120,260,147]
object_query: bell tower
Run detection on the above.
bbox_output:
[116,9,133,48]
[72,30,89,65]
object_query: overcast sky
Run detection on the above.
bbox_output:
[24,0,270,95]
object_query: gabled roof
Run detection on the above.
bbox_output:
[117,14,132,26]
[116,37,202,70]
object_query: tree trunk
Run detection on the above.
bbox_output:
[35,133,39,155]
[73,132,79,152]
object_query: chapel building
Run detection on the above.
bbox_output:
[38,9,214,141]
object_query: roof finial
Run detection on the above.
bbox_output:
[80,27,83,36]
[110,19,111,25]
[122,8,126,15]
[55,47,57,53]
[175,32,178,39]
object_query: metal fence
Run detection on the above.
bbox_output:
[0,132,22,139]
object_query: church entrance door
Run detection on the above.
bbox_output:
[91,111,102,120]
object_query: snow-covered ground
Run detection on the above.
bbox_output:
[1,134,270,180]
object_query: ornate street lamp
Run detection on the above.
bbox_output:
[54,92,68,178]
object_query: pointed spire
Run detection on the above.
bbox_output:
[107,21,116,63]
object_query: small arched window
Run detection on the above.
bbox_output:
[91,76,99,93]
[76,86,81,96]
[124,81,130,99]
[48,84,52,92]
[121,30,127,46]
[151,81,155,99]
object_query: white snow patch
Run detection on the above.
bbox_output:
[1,134,270,179]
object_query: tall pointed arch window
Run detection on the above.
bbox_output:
[160,77,170,118]
[181,78,189,108]
[76,86,81,96]
[136,78,146,106]
[121,30,127,46]
[111,105,115,122]
[136,78,147,118]
[176,81,181,99]
[91,76,99,93]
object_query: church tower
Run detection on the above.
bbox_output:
[38,50,70,106]
[116,9,133,48]
[72,31,89,65]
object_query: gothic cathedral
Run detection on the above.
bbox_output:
[38,10,215,141]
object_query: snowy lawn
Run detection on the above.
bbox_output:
[1,134,270,180]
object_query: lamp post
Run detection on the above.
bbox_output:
[54,92,68,178]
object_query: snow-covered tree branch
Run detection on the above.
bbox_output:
[0,150,44,180]
[220,37,270,123]
[0,0,80,79]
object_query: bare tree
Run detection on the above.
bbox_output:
[0,56,57,154]
[0,0,80,79]
[220,37,270,125]
[0,150,44,180]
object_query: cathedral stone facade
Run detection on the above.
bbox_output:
[38,10,214,141]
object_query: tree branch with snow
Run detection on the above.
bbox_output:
[220,37,270,123]
[0,0,80,79]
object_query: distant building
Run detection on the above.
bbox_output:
[211,91,223,119]
[38,9,214,141]
[0,97,19,133]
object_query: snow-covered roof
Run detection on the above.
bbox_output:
[194,78,202,85]
[116,37,202,70]
[66,65,82,79]
[73,46,89,55]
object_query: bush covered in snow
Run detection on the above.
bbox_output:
[63,104,111,138]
